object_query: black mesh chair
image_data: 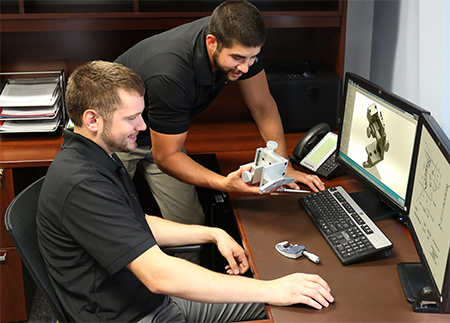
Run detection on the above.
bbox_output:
[4,177,70,323]
[4,176,203,322]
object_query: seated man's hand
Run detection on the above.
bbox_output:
[269,273,334,309]
[285,165,325,193]
[213,229,249,275]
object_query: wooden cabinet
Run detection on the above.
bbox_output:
[1,169,28,322]
[0,1,347,320]
[0,136,63,322]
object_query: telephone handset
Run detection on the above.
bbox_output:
[290,123,343,179]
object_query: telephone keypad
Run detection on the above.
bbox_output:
[316,154,339,178]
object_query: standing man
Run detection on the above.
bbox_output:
[115,0,325,226]
[37,60,334,322]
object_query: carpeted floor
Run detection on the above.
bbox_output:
[27,288,54,323]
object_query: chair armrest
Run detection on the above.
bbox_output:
[161,244,204,255]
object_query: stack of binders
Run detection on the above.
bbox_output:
[0,71,66,134]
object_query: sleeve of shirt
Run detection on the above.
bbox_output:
[145,75,193,135]
[62,177,157,275]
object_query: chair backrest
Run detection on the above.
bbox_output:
[4,177,69,323]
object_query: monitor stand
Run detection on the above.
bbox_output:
[349,190,396,221]
[397,262,439,313]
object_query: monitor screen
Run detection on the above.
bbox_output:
[336,73,427,218]
[406,113,450,313]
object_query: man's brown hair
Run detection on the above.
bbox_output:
[66,60,145,127]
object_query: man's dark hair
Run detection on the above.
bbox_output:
[206,0,266,50]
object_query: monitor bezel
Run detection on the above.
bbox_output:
[405,113,450,313]
[335,72,429,217]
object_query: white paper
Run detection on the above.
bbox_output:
[0,83,60,107]
[0,99,60,119]
[0,110,62,133]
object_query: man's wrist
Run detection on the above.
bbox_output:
[209,174,229,193]
[210,227,226,245]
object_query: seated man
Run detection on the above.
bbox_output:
[37,61,334,322]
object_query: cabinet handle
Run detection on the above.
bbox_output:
[0,168,3,187]
[0,252,6,261]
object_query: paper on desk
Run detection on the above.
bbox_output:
[0,110,62,133]
[0,83,60,107]
[0,99,61,120]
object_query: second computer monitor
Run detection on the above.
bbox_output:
[406,113,450,313]
[336,73,427,218]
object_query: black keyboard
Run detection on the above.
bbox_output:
[299,186,393,265]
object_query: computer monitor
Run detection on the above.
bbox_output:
[336,73,428,220]
[399,113,450,313]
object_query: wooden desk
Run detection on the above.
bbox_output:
[2,127,431,322]
[4,124,426,322]
[233,193,448,322]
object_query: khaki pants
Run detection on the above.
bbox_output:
[116,146,205,263]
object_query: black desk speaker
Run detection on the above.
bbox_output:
[265,61,341,133]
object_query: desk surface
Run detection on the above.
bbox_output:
[234,194,448,322]
[0,133,64,168]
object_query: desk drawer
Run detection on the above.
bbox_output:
[0,247,27,322]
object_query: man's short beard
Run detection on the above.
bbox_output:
[212,49,235,82]
[101,120,135,153]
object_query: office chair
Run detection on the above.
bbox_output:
[4,177,70,323]
[4,176,202,322]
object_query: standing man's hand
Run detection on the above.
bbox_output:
[222,164,261,194]
[285,166,326,193]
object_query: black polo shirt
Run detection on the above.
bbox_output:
[37,130,165,322]
[115,16,264,147]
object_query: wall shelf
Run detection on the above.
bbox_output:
[1,11,344,32]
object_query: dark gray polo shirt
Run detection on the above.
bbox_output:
[37,130,165,322]
[115,16,264,146]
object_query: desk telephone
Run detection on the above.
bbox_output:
[290,122,342,179]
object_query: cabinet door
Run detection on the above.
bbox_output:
[1,168,15,247]
[0,247,27,322]
[0,169,28,322]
